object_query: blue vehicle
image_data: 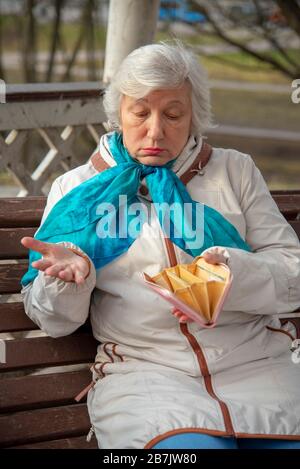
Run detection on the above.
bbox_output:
[159,0,206,24]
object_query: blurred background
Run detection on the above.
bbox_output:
[0,0,299,196]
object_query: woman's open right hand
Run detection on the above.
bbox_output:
[21,237,90,285]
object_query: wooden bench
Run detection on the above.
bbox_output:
[0,192,299,449]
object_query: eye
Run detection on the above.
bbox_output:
[134,111,149,118]
[165,113,180,120]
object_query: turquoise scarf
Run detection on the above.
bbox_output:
[21,132,250,286]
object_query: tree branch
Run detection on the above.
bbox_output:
[45,0,65,82]
[202,53,270,72]
[253,0,299,70]
[86,0,97,81]
[62,1,90,81]
[275,0,300,37]
[191,0,298,78]
[24,0,37,82]
[0,15,5,80]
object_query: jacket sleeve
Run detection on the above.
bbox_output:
[21,179,97,338]
[203,155,300,316]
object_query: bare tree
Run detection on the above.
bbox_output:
[23,0,37,82]
[63,0,93,82]
[86,0,97,81]
[45,0,65,82]
[276,0,300,37]
[0,0,101,83]
[190,0,300,79]
[0,15,5,80]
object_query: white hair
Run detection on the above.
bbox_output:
[103,42,213,136]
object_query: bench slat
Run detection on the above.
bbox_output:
[272,194,300,220]
[0,261,28,294]
[0,194,298,228]
[0,197,46,228]
[0,369,91,412]
[0,302,93,333]
[271,190,300,195]
[0,227,36,259]
[0,302,38,332]
[290,220,300,238]
[0,334,98,371]
[0,403,91,448]
[9,435,98,449]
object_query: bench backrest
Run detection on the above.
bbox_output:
[0,192,299,448]
[0,197,98,448]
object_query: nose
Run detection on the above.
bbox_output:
[146,113,164,141]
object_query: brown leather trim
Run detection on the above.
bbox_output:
[163,236,178,267]
[162,237,235,437]
[180,322,235,436]
[90,151,110,172]
[145,427,300,449]
[139,185,149,196]
[266,325,295,341]
[92,342,117,379]
[74,380,96,403]
[91,361,106,379]
[98,361,112,377]
[102,341,125,362]
[103,342,115,361]
[144,427,229,449]
[180,142,212,185]
[112,343,124,362]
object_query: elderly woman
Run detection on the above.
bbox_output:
[21,43,300,449]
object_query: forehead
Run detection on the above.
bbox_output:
[122,82,191,108]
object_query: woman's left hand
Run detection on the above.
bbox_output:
[172,307,193,324]
[172,248,229,323]
[202,249,228,266]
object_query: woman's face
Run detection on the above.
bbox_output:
[119,82,192,166]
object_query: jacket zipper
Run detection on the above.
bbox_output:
[163,236,235,436]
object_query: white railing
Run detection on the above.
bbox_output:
[0,82,107,196]
[0,82,299,196]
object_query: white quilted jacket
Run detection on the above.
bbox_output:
[22,144,300,448]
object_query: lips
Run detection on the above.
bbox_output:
[142,148,164,155]
[143,147,164,151]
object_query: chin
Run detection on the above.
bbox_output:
[135,155,171,166]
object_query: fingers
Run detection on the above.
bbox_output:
[173,309,182,318]
[74,269,86,285]
[203,252,223,265]
[21,237,51,256]
[45,265,74,284]
[31,259,52,271]
[32,253,87,285]
[45,266,85,285]
[172,308,193,323]
[45,264,67,278]
[178,314,192,323]
[57,268,73,282]
[57,266,86,285]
